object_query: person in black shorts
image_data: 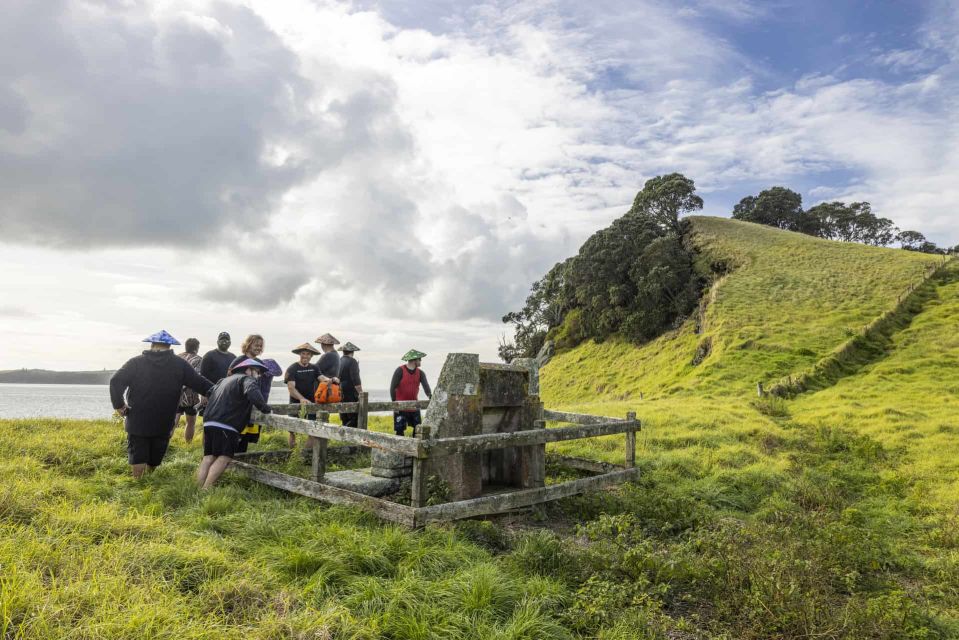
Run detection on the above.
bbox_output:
[110,330,214,478]
[196,358,273,489]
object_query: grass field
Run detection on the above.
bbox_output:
[2,217,958,638]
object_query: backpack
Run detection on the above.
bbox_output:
[314,381,342,404]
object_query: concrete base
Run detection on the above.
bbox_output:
[320,470,400,497]
[371,465,412,478]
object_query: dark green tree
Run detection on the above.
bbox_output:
[732,187,803,230]
[630,173,703,234]
[501,173,703,359]
[896,230,926,250]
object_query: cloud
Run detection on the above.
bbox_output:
[0,305,32,318]
[0,0,404,248]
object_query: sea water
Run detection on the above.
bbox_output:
[0,384,393,420]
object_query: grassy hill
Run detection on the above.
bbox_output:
[2,217,958,639]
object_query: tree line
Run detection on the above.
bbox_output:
[731,186,955,254]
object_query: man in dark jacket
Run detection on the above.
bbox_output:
[196,359,273,489]
[337,342,363,428]
[110,330,214,478]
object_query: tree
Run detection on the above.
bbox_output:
[917,241,942,254]
[807,201,897,246]
[630,173,703,234]
[501,173,703,359]
[731,187,803,231]
[897,230,926,251]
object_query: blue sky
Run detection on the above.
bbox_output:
[0,0,956,377]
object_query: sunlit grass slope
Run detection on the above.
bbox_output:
[790,260,959,508]
[542,216,941,404]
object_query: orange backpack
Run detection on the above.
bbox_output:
[314,381,342,404]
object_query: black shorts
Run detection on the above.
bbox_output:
[178,405,198,417]
[393,411,422,435]
[203,427,240,458]
[127,434,171,467]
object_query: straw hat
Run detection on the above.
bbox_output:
[292,342,321,355]
[315,333,340,346]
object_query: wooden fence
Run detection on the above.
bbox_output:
[229,396,641,527]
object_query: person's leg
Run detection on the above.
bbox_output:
[201,456,233,489]
[148,436,171,471]
[170,412,181,438]
[393,413,406,437]
[197,427,216,486]
[197,455,215,487]
[128,434,149,478]
[184,414,196,444]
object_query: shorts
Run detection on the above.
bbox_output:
[178,405,198,416]
[393,410,422,436]
[203,427,240,458]
[340,412,358,428]
[127,434,171,467]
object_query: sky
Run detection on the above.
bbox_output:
[1,0,957,387]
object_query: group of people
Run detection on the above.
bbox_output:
[109,329,432,489]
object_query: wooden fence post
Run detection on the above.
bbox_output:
[625,411,636,469]
[757,382,764,397]
[357,392,369,430]
[311,411,329,482]
[411,425,431,508]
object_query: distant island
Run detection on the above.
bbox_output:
[0,369,116,385]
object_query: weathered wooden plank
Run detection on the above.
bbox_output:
[229,461,415,526]
[543,409,627,425]
[413,467,640,525]
[357,392,369,430]
[428,419,641,455]
[234,449,293,463]
[548,454,624,475]
[410,425,431,508]
[268,400,429,415]
[625,411,636,469]
[311,437,327,481]
[254,411,422,457]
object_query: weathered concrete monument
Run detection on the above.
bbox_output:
[230,353,640,527]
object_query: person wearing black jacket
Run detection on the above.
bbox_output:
[196,359,273,489]
[200,331,235,384]
[109,330,213,478]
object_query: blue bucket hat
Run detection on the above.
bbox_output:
[143,330,180,345]
[260,358,283,377]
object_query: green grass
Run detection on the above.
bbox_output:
[3,217,958,638]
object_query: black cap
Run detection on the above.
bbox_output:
[218,331,231,340]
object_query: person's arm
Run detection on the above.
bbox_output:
[200,354,214,381]
[287,380,310,403]
[183,360,214,396]
[389,367,402,401]
[420,371,432,399]
[352,360,363,394]
[109,358,134,413]
[243,377,272,413]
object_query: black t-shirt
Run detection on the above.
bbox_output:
[200,349,235,384]
[338,355,362,402]
[284,362,320,403]
[316,350,340,378]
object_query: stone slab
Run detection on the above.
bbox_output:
[320,470,400,497]
[371,449,413,470]
[371,465,412,478]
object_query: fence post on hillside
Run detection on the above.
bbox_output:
[757,382,765,398]
[411,425,431,509]
[357,392,369,430]
[625,411,636,469]
[311,411,329,482]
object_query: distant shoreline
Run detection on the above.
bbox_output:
[0,370,114,385]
